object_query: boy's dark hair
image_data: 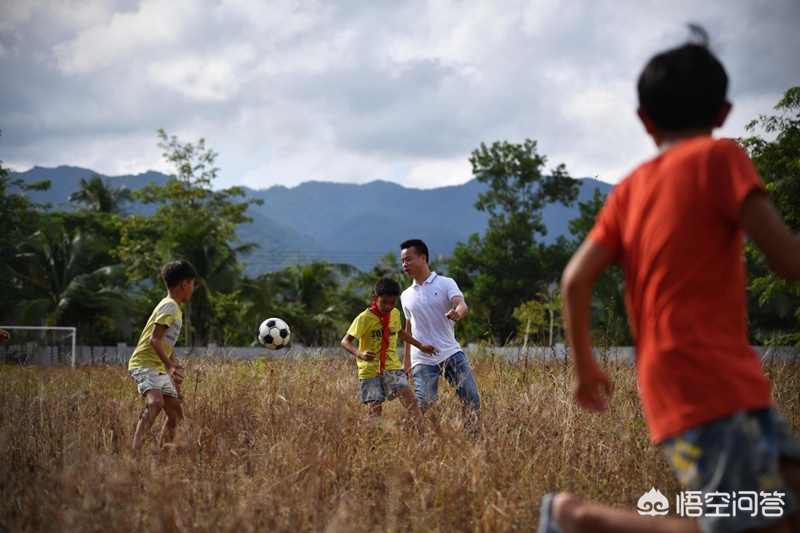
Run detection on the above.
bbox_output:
[374,277,401,297]
[637,24,728,132]
[400,238,429,263]
[162,260,198,288]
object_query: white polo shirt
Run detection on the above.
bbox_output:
[401,272,464,366]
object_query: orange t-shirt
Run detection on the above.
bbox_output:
[588,136,773,443]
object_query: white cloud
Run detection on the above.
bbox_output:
[53,0,191,74]
[1,0,798,189]
[405,158,473,189]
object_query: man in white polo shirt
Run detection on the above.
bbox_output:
[399,238,481,429]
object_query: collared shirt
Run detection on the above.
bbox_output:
[401,272,464,366]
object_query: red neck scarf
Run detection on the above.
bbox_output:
[369,302,391,374]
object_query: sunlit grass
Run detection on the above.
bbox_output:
[0,353,797,532]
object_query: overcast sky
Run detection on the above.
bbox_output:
[1,0,798,191]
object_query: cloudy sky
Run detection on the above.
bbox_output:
[1,0,798,191]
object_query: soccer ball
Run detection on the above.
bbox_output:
[258,317,291,350]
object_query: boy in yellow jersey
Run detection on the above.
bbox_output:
[128,259,197,453]
[341,277,438,434]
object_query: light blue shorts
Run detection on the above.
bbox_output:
[662,406,800,533]
[359,370,411,403]
[129,367,179,398]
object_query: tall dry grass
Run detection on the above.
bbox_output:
[1,352,798,532]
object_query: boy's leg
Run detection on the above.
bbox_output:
[360,376,386,419]
[133,388,165,452]
[544,492,703,533]
[397,386,425,435]
[367,400,383,418]
[411,363,441,413]
[159,394,183,448]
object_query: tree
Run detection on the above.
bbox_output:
[449,139,579,342]
[7,221,132,343]
[116,130,262,346]
[270,261,359,346]
[565,187,632,346]
[739,86,800,346]
[0,142,52,324]
[68,174,133,214]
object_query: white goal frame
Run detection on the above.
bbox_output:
[0,326,77,368]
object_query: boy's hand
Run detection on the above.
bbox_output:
[359,350,376,361]
[418,343,439,355]
[175,381,184,403]
[573,362,612,412]
[168,363,185,385]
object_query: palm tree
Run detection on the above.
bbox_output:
[9,222,132,343]
[68,174,133,214]
[167,219,257,346]
[262,261,358,346]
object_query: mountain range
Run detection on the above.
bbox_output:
[11,166,613,274]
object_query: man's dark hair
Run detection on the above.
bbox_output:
[162,259,198,288]
[637,24,728,131]
[400,238,429,263]
[374,277,401,297]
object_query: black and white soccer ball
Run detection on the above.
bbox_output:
[258,317,291,350]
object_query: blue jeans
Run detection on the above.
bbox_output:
[411,351,480,414]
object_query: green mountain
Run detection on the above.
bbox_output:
[10,166,612,273]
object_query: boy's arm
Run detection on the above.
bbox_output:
[561,239,615,412]
[398,329,439,355]
[340,333,376,361]
[741,191,800,281]
[149,323,184,383]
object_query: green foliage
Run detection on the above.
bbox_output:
[1,144,133,341]
[262,260,360,346]
[6,220,132,343]
[0,148,51,322]
[68,174,134,214]
[566,188,632,347]
[450,139,579,342]
[739,86,800,346]
[115,130,263,346]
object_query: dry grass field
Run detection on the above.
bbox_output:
[1,351,799,532]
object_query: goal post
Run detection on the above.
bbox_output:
[0,326,77,368]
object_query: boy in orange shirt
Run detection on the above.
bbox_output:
[540,26,800,533]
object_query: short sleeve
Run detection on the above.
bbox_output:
[587,183,625,260]
[708,140,766,225]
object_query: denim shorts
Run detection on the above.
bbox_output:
[359,369,411,403]
[129,367,179,398]
[662,406,800,533]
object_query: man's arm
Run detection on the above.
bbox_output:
[561,239,615,412]
[446,296,468,322]
[741,190,800,281]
